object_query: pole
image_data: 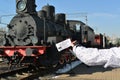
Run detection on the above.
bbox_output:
[43,18,46,43]
[103,33,105,48]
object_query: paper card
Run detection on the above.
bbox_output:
[56,38,71,52]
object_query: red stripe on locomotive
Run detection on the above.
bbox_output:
[0,46,47,57]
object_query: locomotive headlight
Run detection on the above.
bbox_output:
[30,36,38,44]
[17,0,26,11]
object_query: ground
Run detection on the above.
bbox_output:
[54,63,120,80]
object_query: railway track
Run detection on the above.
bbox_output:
[0,58,79,80]
[0,66,59,80]
[0,61,62,80]
[0,62,30,79]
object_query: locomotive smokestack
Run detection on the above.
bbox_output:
[42,4,55,21]
[16,0,37,14]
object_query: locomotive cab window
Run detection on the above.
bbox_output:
[75,24,80,32]
[17,0,26,11]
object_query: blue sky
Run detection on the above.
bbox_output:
[0,0,120,37]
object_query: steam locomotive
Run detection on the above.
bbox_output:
[0,0,97,68]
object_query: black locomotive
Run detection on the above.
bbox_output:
[0,0,96,68]
[1,0,71,46]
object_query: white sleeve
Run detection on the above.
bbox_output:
[72,46,113,67]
